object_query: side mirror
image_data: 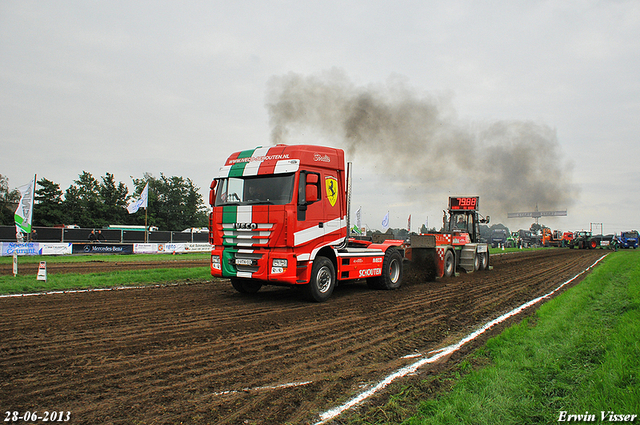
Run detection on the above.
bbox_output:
[303,173,320,204]
[306,184,318,203]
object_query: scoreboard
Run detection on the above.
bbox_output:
[449,196,479,211]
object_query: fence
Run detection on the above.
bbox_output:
[0,226,209,244]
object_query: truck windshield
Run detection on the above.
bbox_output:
[214,174,295,206]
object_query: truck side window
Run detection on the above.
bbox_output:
[298,171,321,206]
[298,171,321,220]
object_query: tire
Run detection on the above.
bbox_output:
[367,248,403,290]
[443,250,455,277]
[304,256,335,302]
[231,278,262,294]
[473,252,480,271]
[479,251,488,270]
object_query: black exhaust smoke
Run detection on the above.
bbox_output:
[266,69,579,217]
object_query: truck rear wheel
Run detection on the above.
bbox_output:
[367,248,403,290]
[305,256,335,302]
[231,278,262,294]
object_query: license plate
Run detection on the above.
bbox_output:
[235,258,253,266]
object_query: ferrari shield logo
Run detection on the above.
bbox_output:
[325,176,338,207]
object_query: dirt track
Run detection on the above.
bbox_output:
[0,249,607,424]
[0,257,210,275]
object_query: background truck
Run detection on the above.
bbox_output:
[209,144,491,302]
[507,229,534,248]
[541,228,568,247]
[619,231,638,249]
[490,228,508,248]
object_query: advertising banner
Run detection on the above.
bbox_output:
[1,242,40,256]
[39,243,72,256]
[14,177,35,236]
[160,243,212,253]
[72,243,134,255]
[133,243,160,254]
[0,242,73,256]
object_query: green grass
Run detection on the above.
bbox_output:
[348,250,640,424]
[0,253,213,295]
[0,252,210,264]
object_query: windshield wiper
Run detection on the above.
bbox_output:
[247,200,274,205]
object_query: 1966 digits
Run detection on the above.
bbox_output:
[4,411,71,422]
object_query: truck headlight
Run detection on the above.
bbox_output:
[211,255,221,270]
[271,258,287,274]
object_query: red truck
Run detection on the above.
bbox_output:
[209,144,490,301]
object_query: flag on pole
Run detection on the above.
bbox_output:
[381,211,390,230]
[127,182,149,214]
[15,176,36,236]
[355,206,362,231]
[407,214,411,232]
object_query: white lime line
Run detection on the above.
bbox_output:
[315,254,608,424]
[0,283,180,298]
[212,380,313,396]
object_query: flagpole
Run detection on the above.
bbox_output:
[145,206,148,243]
[30,174,36,242]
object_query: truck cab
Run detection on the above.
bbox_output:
[209,145,403,301]
[619,231,638,249]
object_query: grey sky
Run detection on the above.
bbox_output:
[1,1,638,233]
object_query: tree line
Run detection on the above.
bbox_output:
[0,172,209,231]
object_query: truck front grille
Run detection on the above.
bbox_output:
[221,223,274,247]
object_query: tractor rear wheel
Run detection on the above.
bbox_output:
[479,251,489,270]
[443,250,455,277]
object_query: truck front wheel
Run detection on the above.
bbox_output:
[231,278,262,294]
[305,256,335,302]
